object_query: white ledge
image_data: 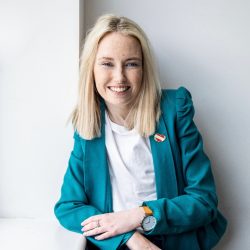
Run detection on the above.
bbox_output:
[0,218,86,250]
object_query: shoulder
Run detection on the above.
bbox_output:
[73,130,87,147]
[161,86,194,116]
[161,86,192,103]
[73,130,82,140]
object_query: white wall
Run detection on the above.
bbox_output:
[0,0,79,218]
[84,0,250,249]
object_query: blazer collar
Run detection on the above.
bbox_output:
[149,114,178,199]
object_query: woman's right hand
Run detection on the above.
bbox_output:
[126,231,161,250]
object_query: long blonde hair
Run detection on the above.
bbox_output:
[72,14,162,139]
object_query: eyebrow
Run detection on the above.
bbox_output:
[97,57,114,61]
[126,57,142,61]
[97,57,142,61]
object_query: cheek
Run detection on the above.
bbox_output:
[94,68,110,85]
[131,70,143,87]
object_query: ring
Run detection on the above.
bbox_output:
[96,220,101,228]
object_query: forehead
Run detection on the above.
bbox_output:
[96,32,142,58]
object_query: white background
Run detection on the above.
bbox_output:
[1,0,250,249]
[0,0,85,249]
[0,0,78,218]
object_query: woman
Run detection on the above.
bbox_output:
[54,14,227,250]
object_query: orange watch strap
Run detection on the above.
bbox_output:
[141,206,153,216]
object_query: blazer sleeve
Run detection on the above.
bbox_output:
[142,86,219,235]
[54,132,134,250]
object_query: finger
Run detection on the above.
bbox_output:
[94,231,113,241]
[82,226,106,237]
[81,221,99,232]
[81,215,102,226]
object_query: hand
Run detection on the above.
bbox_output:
[80,207,145,240]
[126,231,161,250]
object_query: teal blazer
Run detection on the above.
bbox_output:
[54,87,227,250]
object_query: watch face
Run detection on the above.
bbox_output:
[142,215,157,231]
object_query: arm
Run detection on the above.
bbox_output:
[126,231,161,250]
[80,206,161,249]
[54,132,134,250]
[142,87,219,235]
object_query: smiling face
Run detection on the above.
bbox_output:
[94,32,143,115]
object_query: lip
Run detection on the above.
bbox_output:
[107,85,130,88]
[107,86,131,94]
[107,86,131,90]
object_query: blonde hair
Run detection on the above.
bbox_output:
[71,14,162,139]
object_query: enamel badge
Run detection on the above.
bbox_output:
[154,133,166,142]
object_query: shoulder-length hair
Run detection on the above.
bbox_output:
[71,14,162,140]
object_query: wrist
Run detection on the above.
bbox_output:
[129,207,145,228]
[140,206,156,232]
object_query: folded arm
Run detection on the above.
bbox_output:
[54,133,134,250]
[142,87,218,236]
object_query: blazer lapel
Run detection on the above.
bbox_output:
[149,114,178,199]
[84,101,113,213]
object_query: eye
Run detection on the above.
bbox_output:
[126,62,141,67]
[101,62,113,67]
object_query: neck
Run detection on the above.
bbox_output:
[106,104,130,126]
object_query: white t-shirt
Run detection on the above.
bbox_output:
[105,111,157,212]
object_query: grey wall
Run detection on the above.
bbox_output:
[83,0,250,249]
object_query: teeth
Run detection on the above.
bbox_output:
[109,86,129,92]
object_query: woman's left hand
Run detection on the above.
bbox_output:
[81,207,145,240]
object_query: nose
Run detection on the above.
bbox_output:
[113,65,126,83]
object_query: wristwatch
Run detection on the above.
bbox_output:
[140,206,157,231]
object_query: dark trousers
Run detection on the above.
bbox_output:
[85,234,165,250]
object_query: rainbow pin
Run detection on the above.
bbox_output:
[154,133,166,142]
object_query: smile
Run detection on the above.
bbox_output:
[108,86,130,93]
